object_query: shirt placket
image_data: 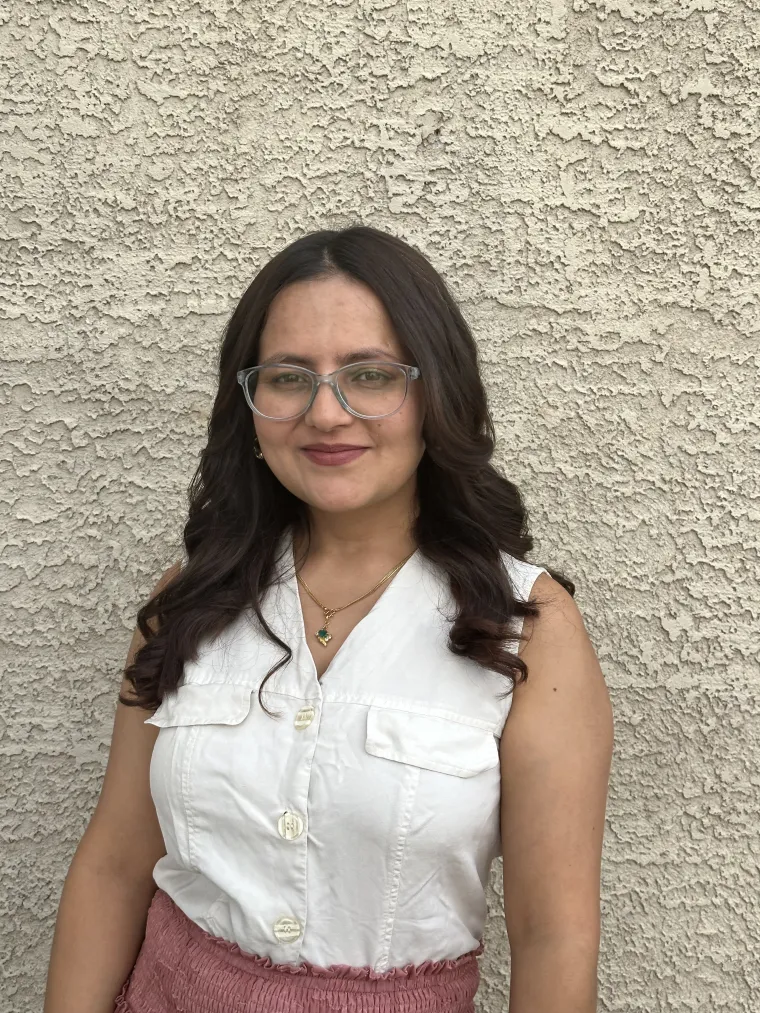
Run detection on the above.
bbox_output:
[264,608,325,958]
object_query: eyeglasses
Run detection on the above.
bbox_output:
[236,360,421,421]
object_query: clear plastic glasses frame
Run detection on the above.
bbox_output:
[236,360,421,421]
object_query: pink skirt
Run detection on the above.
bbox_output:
[114,888,483,1013]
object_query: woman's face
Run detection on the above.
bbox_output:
[252,274,426,517]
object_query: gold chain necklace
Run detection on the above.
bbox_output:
[296,549,417,647]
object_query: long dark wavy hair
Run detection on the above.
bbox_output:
[122,224,574,717]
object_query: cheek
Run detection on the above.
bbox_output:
[403,391,426,442]
[253,421,303,476]
[371,409,425,458]
[254,418,292,447]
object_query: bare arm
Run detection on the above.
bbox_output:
[44,563,181,1013]
[500,574,614,1013]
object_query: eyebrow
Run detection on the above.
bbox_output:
[258,346,402,367]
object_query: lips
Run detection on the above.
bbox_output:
[301,444,369,467]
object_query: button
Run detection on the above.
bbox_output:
[277,810,304,840]
[294,705,316,729]
[273,915,302,942]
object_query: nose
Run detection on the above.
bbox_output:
[303,379,352,429]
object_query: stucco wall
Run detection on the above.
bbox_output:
[2,2,758,1010]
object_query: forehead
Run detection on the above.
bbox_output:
[258,275,404,363]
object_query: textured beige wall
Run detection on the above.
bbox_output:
[2,2,758,1010]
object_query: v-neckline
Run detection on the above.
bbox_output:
[284,530,421,685]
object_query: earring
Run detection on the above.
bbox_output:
[253,437,264,460]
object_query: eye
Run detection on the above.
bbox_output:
[266,370,310,385]
[347,367,395,384]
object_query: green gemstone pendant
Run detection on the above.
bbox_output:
[316,628,332,647]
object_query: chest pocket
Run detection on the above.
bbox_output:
[145,683,254,728]
[364,705,499,777]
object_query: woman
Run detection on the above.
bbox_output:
[44,225,613,1013]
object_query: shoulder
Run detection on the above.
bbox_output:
[504,569,611,738]
[500,550,551,606]
[522,571,592,664]
[518,570,580,646]
[153,560,183,597]
[499,547,581,646]
[499,567,613,789]
[143,561,183,634]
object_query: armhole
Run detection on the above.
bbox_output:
[508,561,550,648]
[503,554,549,605]
[497,555,550,736]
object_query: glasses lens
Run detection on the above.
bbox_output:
[337,363,408,417]
[249,366,313,419]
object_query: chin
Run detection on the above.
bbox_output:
[296,484,377,514]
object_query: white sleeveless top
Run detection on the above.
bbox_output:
[145,530,548,972]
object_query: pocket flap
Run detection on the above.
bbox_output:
[144,683,254,728]
[365,706,499,777]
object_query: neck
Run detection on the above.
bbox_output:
[294,480,419,566]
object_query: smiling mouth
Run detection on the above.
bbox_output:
[300,446,369,466]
